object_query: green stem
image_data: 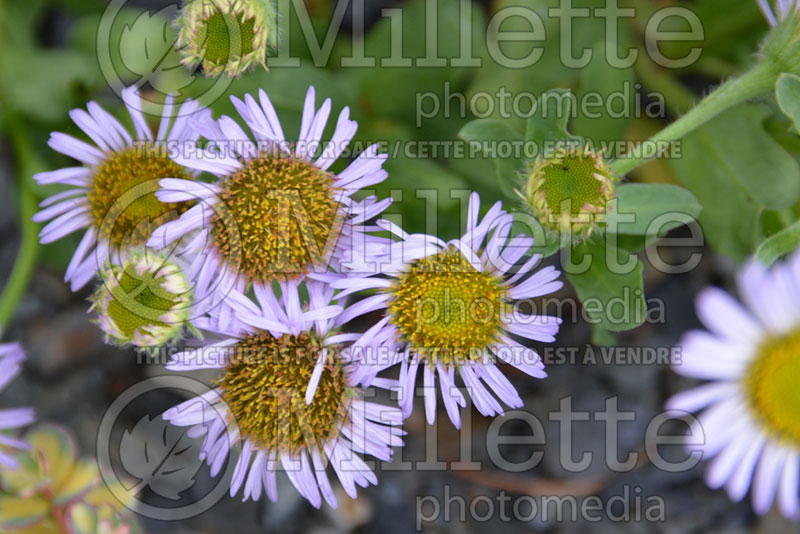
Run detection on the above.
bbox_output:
[611,60,779,176]
[0,122,41,333]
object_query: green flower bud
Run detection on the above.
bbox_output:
[90,251,193,348]
[175,0,278,77]
[520,143,618,243]
[762,7,800,78]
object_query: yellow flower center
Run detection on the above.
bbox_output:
[387,248,508,365]
[216,333,349,452]
[211,154,340,284]
[745,328,800,444]
[88,146,192,247]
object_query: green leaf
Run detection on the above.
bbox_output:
[607,183,702,236]
[458,119,524,198]
[354,0,485,121]
[671,104,800,260]
[613,233,660,253]
[525,88,580,148]
[573,41,635,143]
[0,0,48,48]
[466,0,609,132]
[366,119,469,240]
[756,219,800,266]
[776,73,800,134]
[377,158,470,239]
[565,237,646,332]
[685,104,800,209]
[0,50,94,122]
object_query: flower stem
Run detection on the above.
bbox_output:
[0,121,41,333]
[611,60,779,176]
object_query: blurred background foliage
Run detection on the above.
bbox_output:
[0,0,795,331]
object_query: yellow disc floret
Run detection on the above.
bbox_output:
[745,329,800,444]
[217,332,350,452]
[88,146,192,247]
[387,247,508,365]
[211,154,340,284]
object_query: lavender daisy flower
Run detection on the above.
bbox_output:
[758,0,799,26]
[666,252,800,519]
[147,86,391,323]
[32,88,204,291]
[328,192,563,428]
[163,280,403,508]
[0,341,35,469]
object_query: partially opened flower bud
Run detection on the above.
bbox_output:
[520,143,618,243]
[760,3,800,78]
[175,0,278,77]
[90,251,193,348]
[757,0,799,27]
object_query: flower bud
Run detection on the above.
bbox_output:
[175,0,278,77]
[90,251,193,348]
[520,143,618,243]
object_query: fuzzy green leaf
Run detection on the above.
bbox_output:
[607,183,702,237]
[458,119,524,198]
[671,104,800,260]
[525,88,581,149]
[565,238,646,332]
[776,72,800,134]
[573,41,635,143]
[756,219,800,266]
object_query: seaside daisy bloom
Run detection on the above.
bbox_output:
[89,249,195,348]
[519,143,617,244]
[32,88,204,291]
[148,86,391,322]
[175,0,278,77]
[162,280,404,508]
[327,192,563,428]
[666,252,800,519]
[0,340,35,469]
